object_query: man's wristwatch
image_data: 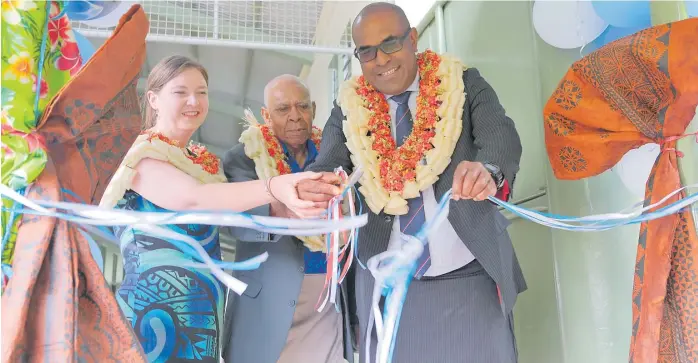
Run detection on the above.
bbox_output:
[483,163,505,189]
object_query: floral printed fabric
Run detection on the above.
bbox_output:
[1,0,83,269]
[2,4,150,361]
[543,18,698,363]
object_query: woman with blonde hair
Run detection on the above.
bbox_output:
[99,55,324,362]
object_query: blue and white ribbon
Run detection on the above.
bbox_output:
[0,184,368,295]
[317,166,365,312]
[489,183,698,231]
[365,190,453,363]
[364,184,698,363]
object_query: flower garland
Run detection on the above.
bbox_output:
[239,109,328,252]
[340,50,466,215]
[145,131,220,175]
[259,123,322,175]
[100,131,227,209]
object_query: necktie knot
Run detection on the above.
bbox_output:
[390,91,411,105]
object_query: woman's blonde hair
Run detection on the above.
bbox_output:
[142,55,209,129]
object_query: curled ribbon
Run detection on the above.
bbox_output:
[0,183,368,295]
[365,190,452,363]
[317,166,363,312]
[489,183,698,231]
[364,183,698,363]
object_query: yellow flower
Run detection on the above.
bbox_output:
[4,52,34,84]
[1,0,37,25]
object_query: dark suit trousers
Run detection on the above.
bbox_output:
[356,260,518,363]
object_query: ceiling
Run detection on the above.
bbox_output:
[77,0,353,156]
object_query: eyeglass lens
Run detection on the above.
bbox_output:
[355,30,410,63]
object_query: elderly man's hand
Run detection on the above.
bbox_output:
[296,172,342,209]
[452,161,497,202]
[270,201,297,219]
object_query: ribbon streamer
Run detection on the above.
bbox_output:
[0,183,368,296]
[365,190,452,363]
[364,184,698,363]
[317,166,363,312]
[489,183,698,231]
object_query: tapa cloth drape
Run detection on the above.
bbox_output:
[1,5,149,362]
[543,18,698,363]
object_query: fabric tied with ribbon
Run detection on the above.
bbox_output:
[543,17,698,362]
[1,4,150,362]
[1,0,77,274]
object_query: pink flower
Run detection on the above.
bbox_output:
[31,74,48,99]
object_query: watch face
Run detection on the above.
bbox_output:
[484,163,503,187]
[484,163,499,174]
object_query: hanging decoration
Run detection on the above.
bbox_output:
[532,0,608,49]
[75,0,136,28]
[1,2,151,361]
[543,17,698,362]
[591,0,651,28]
[532,0,693,52]
[364,15,698,363]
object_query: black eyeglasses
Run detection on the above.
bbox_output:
[353,29,411,63]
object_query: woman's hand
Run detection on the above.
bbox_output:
[270,172,329,218]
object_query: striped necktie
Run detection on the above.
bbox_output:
[391,91,431,279]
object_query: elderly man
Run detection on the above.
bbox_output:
[221,74,355,363]
[298,3,525,363]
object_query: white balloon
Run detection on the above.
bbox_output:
[533,0,608,49]
[613,143,660,199]
[78,1,137,29]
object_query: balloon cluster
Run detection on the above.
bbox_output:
[64,0,136,63]
[533,0,698,54]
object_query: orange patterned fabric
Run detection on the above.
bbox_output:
[1,6,149,362]
[543,18,698,363]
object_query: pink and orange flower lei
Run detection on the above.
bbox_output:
[356,50,442,192]
[144,131,220,175]
[259,125,322,175]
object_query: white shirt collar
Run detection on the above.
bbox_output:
[383,73,420,99]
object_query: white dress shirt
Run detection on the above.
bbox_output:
[383,75,475,277]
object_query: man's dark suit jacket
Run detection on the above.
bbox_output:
[308,67,527,313]
[220,144,356,363]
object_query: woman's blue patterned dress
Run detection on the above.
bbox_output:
[114,190,224,363]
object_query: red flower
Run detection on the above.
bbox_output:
[31,74,48,99]
[143,131,220,175]
[55,41,83,76]
[48,15,72,48]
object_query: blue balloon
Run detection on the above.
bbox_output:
[592,1,652,28]
[582,25,647,55]
[73,30,96,62]
[687,0,698,17]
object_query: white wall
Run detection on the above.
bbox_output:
[303,1,373,128]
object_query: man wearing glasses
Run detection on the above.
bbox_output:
[298,2,524,362]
